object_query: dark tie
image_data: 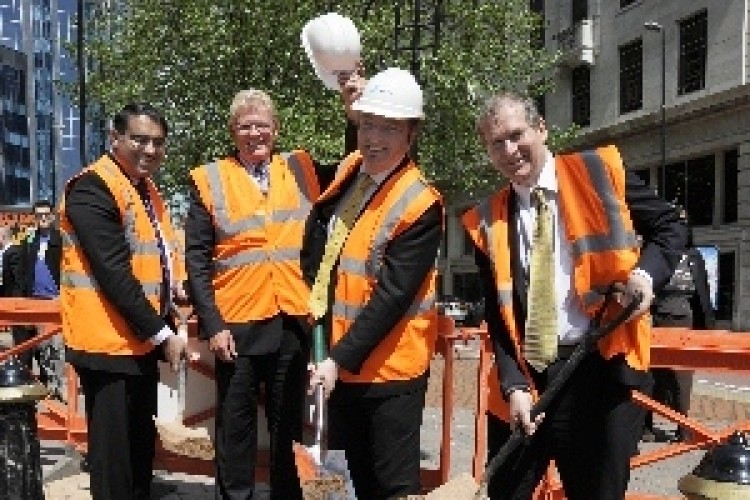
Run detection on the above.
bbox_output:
[136,181,170,315]
[252,163,269,193]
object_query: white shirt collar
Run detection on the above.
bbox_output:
[511,152,557,206]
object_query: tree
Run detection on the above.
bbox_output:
[71,0,564,203]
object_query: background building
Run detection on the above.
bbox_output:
[0,0,97,209]
[441,0,750,330]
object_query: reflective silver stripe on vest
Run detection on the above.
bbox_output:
[61,231,77,247]
[207,155,311,241]
[338,256,368,277]
[495,287,513,308]
[61,271,161,297]
[366,180,429,276]
[475,200,514,308]
[214,247,300,272]
[281,152,314,211]
[570,151,638,259]
[101,161,139,252]
[331,296,435,322]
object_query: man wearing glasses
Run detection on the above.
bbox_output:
[9,200,63,389]
[60,102,188,500]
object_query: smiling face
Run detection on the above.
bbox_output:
[110,114,167,181]
[479,98,549,188]
[230,105,277,165]
[357,113,416,175]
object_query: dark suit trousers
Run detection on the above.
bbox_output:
[76,365,158,500]
[214,334,305,500]
[486,353,645,500]
[328,387,425,500]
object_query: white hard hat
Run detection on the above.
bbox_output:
[301,13,361,91]
[351,67,424,119]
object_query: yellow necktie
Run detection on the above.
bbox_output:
[524,187,558,372]
[309,173,375,319]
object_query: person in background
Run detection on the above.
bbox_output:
[0,225,14,296]
[462,92,686,499]
[60,102,188,500]
[302,67,444,499]
[186,76,360,499]
[8,201,63,387]
[645,211,714,442]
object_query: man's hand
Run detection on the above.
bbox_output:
[508,389,544,436]
[163,334,187,372]
[622,269,653,320]
[308,357,338,399]
[172,281,189,305]
[340,61,366,123]
[209,329,236,362]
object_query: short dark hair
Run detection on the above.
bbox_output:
[112,103,169,136]
[33,200,53,212]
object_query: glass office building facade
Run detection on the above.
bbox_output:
[0,0,93,208]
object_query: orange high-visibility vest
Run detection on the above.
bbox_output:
[60,154,184,355]
[189,151,319,323]
[462,145,650,419]
[322,152,443,383]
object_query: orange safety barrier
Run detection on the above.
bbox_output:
[0,298,87,453]
[0,299,460,492]
[464,322,750,500]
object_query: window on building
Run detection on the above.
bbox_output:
[716,251,735,322]
[619,39,643,113]
[530,0,544,49]
[661,154,714,226]
[678,10,707,95]
[632,168,650,186]
[572,0,587,24]
[571,65,590,126]
[620,0,638,7]
[723,149,738,224]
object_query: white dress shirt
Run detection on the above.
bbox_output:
[512,153,590,345]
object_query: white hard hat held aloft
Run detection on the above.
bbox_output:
[301,12,361,91]
[351,67,424,120]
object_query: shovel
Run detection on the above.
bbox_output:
[155,307,214,461]
[293,322,355,499]
[469,288,643,499]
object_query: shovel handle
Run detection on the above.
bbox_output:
[478,289,643,494]
[312,323,327,364]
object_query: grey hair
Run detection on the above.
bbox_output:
[228,89,279,130]
[476,92,543,140]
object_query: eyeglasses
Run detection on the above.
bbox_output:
[233,122,273,133]
[126,134,167,149]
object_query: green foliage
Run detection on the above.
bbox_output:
[68,0,572,203]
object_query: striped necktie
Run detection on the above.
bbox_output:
[136,181,170,316]
[309,173,375,319]
[524,187,558,372]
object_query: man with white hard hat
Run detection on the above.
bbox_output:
[302,67,444,499]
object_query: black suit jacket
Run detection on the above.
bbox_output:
[19,228,62,295]
[300,156,443,392]
[474,169,688,394]
[64,167,168,374]
[1,244,21,297]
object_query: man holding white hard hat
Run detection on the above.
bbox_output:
[302,67,444,499]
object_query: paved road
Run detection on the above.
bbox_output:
[1,331,744,498]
